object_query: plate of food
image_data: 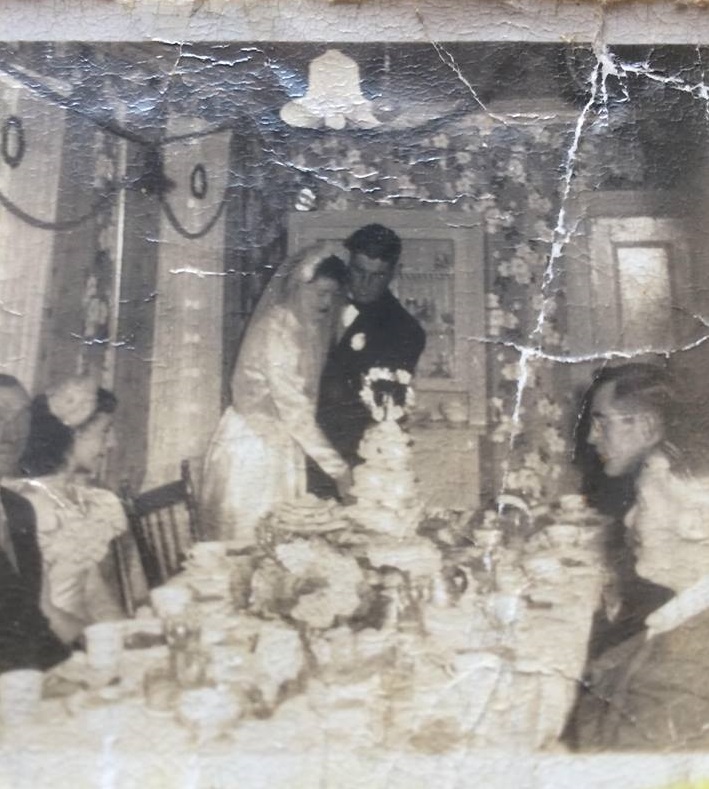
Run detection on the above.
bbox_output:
[266,495,351,535]
[270,518,351,535]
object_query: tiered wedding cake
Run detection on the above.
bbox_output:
[348,369,422,539]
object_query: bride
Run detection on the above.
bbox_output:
[201,244,352,546]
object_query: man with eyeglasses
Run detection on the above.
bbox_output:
[570,363,709,750]
[311,223,425,497]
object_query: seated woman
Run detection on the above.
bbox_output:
[201,245,352,547]
[4,376,127,647]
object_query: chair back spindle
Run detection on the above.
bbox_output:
[120,460,204,594]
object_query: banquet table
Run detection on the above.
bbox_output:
[3,721,709,789]
[0,529,640,789]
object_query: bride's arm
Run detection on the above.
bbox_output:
[264,317,348,480]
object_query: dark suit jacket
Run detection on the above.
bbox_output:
[0,487,70,673]
[316,290,426,467]
[573,606,709,751]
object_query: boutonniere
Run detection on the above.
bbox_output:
[350,332,366,351]
[342,304,359,329]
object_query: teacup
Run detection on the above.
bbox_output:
[188,541,227,570]
[84,621,124,676]
[177,687,241,744]
[487,592,524,627]
[150,585,193,620]
[143,667,178,714]
[0,669,43,725]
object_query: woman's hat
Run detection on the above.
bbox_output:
[46,376,99,429]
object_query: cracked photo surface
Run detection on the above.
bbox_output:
[3,23,709,789]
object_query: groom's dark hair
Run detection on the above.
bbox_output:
[344,224,402,267]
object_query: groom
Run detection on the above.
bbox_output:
[311,223,426,496]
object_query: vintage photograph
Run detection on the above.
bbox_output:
[1,33,709,785]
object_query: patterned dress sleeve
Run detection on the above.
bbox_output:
[264,313,348,480]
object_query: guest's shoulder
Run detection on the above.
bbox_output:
[0,483,31,509]
[0,484,36,528]
[1,480,41,516]
[2,478,61,518]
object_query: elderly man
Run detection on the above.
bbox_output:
[0,375,69,672]
[573,363,709,750]
[311,224,425,497]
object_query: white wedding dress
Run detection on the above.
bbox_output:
[201,269,347,547]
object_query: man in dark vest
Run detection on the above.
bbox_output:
[0,375,69,673]
[311,224,426,498]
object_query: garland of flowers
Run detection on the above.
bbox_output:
[360,367,415,422]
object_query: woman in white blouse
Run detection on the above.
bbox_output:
[5,377,127,645]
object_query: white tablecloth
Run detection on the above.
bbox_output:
[0,545,614,787]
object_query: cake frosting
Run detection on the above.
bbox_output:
[349,419,422,538]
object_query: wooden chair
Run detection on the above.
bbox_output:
[111,534,137,618]
[120,460,203,589]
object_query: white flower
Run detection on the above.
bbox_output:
[506,469,543,500]
[543,427,567,455]
[509,258,532,285]
[488,308,519,337]
[342,304,359,328]
[523,451,546,471]
[500,362,520,382]
[490,412,523,444]
[537,396,563,422]
[350,332,366,351]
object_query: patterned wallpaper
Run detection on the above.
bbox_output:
[260,108,648,509]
